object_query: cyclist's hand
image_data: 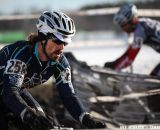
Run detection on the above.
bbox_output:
[82,114,107,128]
[104,61,115,69]
[23,107,52,130]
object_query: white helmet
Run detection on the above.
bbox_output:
[113,4,138,26]
[36,11,76,44]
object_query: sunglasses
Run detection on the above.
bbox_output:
[51,38,68,46]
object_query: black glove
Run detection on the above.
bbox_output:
[82,114,107,129]
[104,61,116,69]
[23,107,53,130]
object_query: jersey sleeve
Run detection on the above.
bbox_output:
[1,43,30,115]
[2,59,28,114]
[114,25,146,71]
[54,54,85,121]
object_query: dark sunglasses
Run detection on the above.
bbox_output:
[51,38,68,46]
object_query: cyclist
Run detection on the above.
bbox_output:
[0,11,106,130]
[104,4,160,76]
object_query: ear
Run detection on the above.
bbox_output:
[39,41,44,49]
[40,40,46,47]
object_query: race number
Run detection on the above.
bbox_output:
[4,59,27,75]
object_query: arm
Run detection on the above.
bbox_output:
[112,24,146,71]
[2,59,48,128]
[54,55,85,121]
[109,36,144,71]
[20,88,44,112]
[56,76,107,128]
[114,42,141,71]
[56,82,106,128]
[55,65,85,121]
[2,59,28,115]
[54,55,106,128]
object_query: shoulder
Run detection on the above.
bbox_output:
[135,18,151,30]
[1,40,32,63]
[134,19,147,38]
[138,17,159,28]
[10,40,29,47]
[139,17,152,24]
[8,40,32,62]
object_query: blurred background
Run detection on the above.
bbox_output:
[0,0,160,74]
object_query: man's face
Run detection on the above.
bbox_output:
[45,39,65,60]
[121,23,134,33]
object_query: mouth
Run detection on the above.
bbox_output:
[54,50,62,55]
[49,50,62,60]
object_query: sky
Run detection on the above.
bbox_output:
[0,0,139,15]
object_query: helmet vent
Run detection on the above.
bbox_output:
[39,16,45,22]
[63,14,68,18]
[68,21,71,31]
[71,20,74,30]
[57,29,73,35]
[62,18,66,29]
[54,17,60,28]
[44,12,51,17]
[46,19,54,29]
[54,12,60,17]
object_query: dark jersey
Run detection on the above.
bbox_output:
[0,40,85,121]
[114,18,160,70]
[136,18,160,52]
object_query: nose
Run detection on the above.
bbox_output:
[58,44,64,50]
